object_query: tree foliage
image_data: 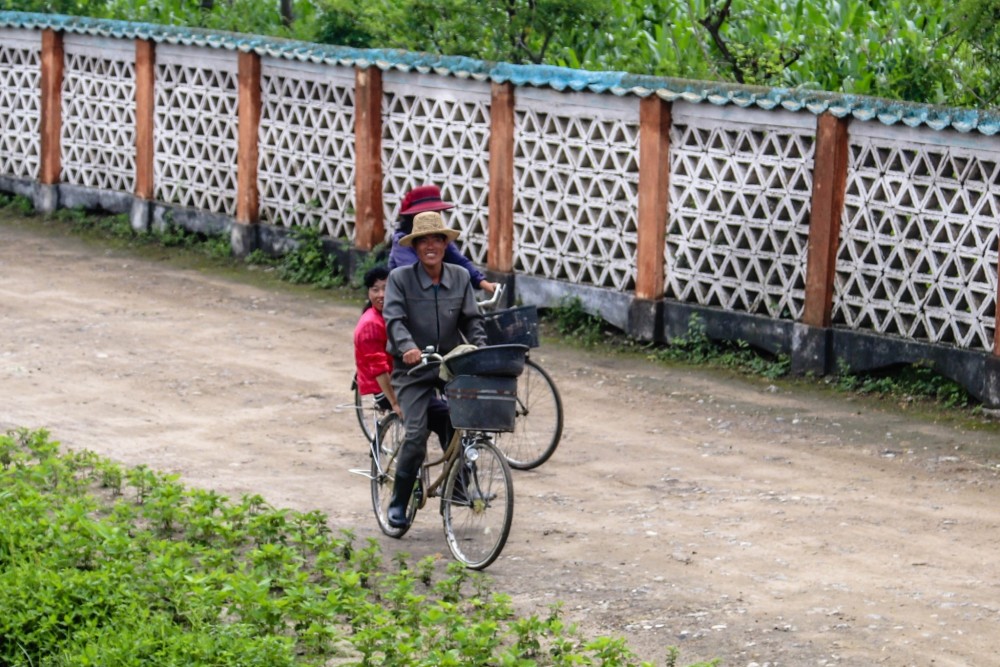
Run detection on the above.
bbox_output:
[4,0,1000,109]
[312,0,607,65]
[553,0,975,106]
[953,0,1000,105]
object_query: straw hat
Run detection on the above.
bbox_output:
[399,211,461,247]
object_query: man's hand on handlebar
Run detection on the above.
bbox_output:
[402,348,424,366]
[404,346,443,370]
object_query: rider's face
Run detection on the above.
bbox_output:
[414,234,447,269]
[368,278,387,312]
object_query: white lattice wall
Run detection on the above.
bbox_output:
[0,29,41,180]
[667,103,816,320]
[514,88,639,291]
[258,59,356,238]
[153,44,238,216]
[834,124,1000,351]
[61,35,136,193]
[382,71,492,261]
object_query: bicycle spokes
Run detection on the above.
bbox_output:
[441,436,514,570]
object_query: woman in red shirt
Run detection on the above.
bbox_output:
[353,266,401,416]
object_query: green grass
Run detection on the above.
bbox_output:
[0,427,717,667]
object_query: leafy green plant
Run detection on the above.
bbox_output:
[150,222,232,259]
[0,193,36,216]
[8,0,1000,109]
[278,225,344,288]
[0,427,713,666]
[244,248,279,267]
[97,459,124,495]
[53,208,135,239]
[350,241,388,288]
[649,314,790,380]
[831,359,973,408]
[547,296,606,347]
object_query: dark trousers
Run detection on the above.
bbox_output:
[392,365,452,484]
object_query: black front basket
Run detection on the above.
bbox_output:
[445,375,518,432]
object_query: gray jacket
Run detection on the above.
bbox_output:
[383,262,486,363]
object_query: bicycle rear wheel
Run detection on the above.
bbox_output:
[494,358,563,470]
[441,434,514,569]
[354,378,387,443]
[371,414,417,538]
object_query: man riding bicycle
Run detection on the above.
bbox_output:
[382,211,486,529]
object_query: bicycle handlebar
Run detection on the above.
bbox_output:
[406,346,444,375]
[406,281,504,376]
[477,282,506,310]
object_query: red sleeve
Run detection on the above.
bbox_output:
[353,310,393,394]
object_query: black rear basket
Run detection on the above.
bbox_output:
[446,375,518,432]
[483,305,539,348]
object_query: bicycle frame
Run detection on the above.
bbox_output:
[416,427,470,506]
[348,406,392,480]
[354,410,464,492]
[364,350,517,569]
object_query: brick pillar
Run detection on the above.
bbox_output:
[488,82,515,274]
[233,50,262,255]
[802,113,850,328]
[635,95,671,301]
[792,112,851,375]
[628,95,672,341]
[354,66,383,252]
[131,38,155,231]
[37,28,64,213]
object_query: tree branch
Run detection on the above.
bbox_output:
[698,0,744,83]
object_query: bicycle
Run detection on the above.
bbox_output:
[356,345,524,570]
[481,285,564,470]
[349,373,387,443]
[347,283,563,469]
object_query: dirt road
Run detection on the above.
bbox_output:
[2,216,999,666]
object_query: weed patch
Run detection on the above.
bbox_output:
[0,193,35,216]
[349,241,388,288]
[277,225,344,288]
[547,296,608,347]
[830,360,974,409]
[649,314,791,381]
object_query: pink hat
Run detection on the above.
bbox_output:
[400,185,454,215]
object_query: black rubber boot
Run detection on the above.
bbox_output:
[388,473,416,528]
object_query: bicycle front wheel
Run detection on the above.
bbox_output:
[371,414,417,538]
[441,435,514,570]
[494,358,563,470]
